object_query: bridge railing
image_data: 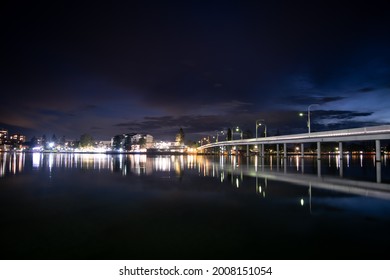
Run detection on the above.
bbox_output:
[197,124,390,150]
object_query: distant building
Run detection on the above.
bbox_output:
[131,134,154,149]
[111,133,154,151]
[0,130,26,150]
[96,140,111,148]
[153,141,175,150]
[144,134,154,148]
[111,133,136,151]
[0,129,8,144]
[111,134,125,150]
[10,133,26,145]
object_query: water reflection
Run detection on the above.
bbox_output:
[0,152,25,176]
[1,152,390,197]
[1,152,388,178]
[1,153,206,178]
[2,152,390,260]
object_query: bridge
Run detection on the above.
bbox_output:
[197,124,390,163]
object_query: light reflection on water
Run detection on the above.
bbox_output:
[1,151,390,184]
[1,152,390,259]
[2,152,389,208]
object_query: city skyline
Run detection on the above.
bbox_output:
[2,1,390,141]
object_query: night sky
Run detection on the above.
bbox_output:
[2,1,390,142]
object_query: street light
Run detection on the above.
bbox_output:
[199,137,209,146]
[215,130,224,143]
[256,119,267,139]
[235,126,243,139]
[300,104,319,134]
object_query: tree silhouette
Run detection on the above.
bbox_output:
[176,128,185,144]
[79,134,93,147]
[227,128,232,141]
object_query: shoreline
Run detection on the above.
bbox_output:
[0,150,386,156]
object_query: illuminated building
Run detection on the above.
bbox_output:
[10,133,26,144]
[131,134,154,148]
[0,129,8,145]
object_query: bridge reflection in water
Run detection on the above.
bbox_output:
[1,152,389,200]
[1,152,390,259]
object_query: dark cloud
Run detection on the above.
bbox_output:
[317,121,386,131]
[1,1,390,140]
[114,115,228,138]
[316,110,373,120]
[319,97,345,104]
[279,95,345,106]
[357,87,375,93]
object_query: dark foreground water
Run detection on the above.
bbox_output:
[1,152,390,260]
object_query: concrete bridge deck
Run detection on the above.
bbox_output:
[198,125,390,168]
[199,125,390,148]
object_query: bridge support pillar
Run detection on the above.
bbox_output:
[283,143,287,173]
[339,142,343,158]
[316,141,321,178]
[276,144,280,157]
[300,143,304,157]
[246,145,249,157]
[339,142,344,177]
[375,140,381,183]
[317,142,321,160]
[375,140,381,163]
[261,144,265,157]
[316,142,322,176]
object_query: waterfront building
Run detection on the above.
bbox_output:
[110,133,154,152]
[131,134,153,147]
[0,129,8,145]
[10,133,26,145]
[111,133,137,151]
[0,129,10,151]
[0,131,26,150]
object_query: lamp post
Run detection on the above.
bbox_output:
[300,104,319,134]
[256,119,267,139]
[199,137,208,146]
[235,127,243,140]
[215,130,224,143]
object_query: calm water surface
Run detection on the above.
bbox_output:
[1,152,390,259]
